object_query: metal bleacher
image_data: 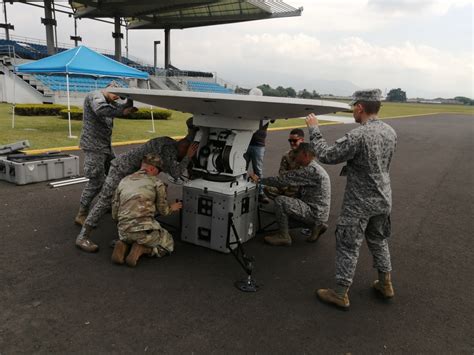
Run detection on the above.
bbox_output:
[187,80,233,94]
[1,36,234,95]
[34,74,128,93]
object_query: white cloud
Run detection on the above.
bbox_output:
[2,1,473,97]
[165,30,473,97]
[368,0,473,17]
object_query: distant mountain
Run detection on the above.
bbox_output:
[226,69,360,97]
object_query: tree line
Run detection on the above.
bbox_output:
[243,84,472,105]
[257,84,321,99]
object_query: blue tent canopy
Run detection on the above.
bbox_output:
[15,45,149,79]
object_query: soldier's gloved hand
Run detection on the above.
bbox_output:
[123,106,138,116]
[124,98,134,108]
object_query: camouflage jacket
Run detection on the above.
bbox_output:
[309,118,397,219]
[79,91,127,153]
[112,170,172,233]
[279,149,301,175]
[112,136,191,179]
[260,160,331,221]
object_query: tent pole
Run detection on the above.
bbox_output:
[11,45,16,129]
[66,73,74,138]
[147,80,155,133]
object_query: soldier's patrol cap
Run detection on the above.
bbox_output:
[143,153,162,168]
[349,89,382,105]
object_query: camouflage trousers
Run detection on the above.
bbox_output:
[80,150,115,209]
[335,214,392,287]
[274,195,322,232]
[119,228,174,257]
[84,165,125,228]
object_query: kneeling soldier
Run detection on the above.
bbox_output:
[250,143,331,246]
[111,154,182,267]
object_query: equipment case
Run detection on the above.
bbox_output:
[0,155,80,185]
[181,178,257,253]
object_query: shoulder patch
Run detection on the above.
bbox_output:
[335,136,348,144]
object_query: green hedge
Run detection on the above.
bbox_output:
[15,104,79,116]
[57,107,172,121]
[59,108,83,120]
[125,108,171,120]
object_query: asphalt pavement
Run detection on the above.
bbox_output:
[0,113,472,353]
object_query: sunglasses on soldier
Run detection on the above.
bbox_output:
[288,138,301,144]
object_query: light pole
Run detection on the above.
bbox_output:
[69,16,82,47]
[153,40,160,76]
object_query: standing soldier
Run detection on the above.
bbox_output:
[250,142,330,246]
[75,136,198,253]
[74,81,137,226]
[306,89,397,310]
[111,154,182,267]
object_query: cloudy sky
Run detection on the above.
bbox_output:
[4,0,473,98]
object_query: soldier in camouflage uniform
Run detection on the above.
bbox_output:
[264,128,305,199]
[75,136,199,253]
[251,143,331,246]
[111,154,182,267]
[75,81,137,226]
[307,89,397,310]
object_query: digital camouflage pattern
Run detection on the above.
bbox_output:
[309,117,397,286]
[84,136,190,228]
[78,91,128,209]
[112,136,190,178]
[112,170,174,256]
[335,214,391,286]
[265,149,301,199]
[79,91,128,153]
[260,160,331,230]
[79,150,115,209]
[279,149,301,175]
[349,88,382,105]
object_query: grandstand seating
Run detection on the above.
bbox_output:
[0,38,217,80]
[34,74,128,92]
[188,80,233,94]
[1,37,232,94]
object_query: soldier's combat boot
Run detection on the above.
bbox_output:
[316,286,350,310]
[126,243,152,267]
[306,223,328,243]
[264,232,292,246]
[111,240,130,265]
[75,225,99,253]
[373,272,394,299]
[74,206,89,226]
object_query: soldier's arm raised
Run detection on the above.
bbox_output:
[91,95,126,119]
[308,126,359,164]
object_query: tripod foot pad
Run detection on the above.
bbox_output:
[235,277,259,292]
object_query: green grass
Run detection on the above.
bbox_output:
[0,101,472,150]
[339,101,474,118]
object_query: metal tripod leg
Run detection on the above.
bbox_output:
[227,212,259,292]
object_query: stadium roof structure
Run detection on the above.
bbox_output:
[71,0,303,29]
